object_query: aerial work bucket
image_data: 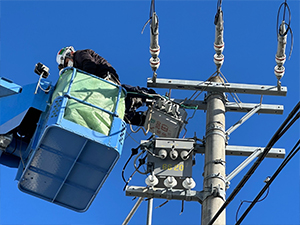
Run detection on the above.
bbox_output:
[18,68,126,212]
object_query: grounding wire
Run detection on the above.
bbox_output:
[236,139,300,224]
[208,101,300,225]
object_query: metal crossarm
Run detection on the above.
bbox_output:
[194,144,285,158]
[126,186,204,204]
[173,99,284,114]
[148,78,287,96]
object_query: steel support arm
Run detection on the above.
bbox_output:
[194,144,285,158]
[148,78,287,96]
[174,99,284,115]
[126,186,204,204]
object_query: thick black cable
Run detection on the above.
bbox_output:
[277,1,291,37]
[208,101,300,225]
[122,146,140,183]
[236,139,300,224]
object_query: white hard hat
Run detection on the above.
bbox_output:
[56,46,75,67]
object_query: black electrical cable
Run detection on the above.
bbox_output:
[123,154,148,191]
[276,0,293,59]
[217,0,223,11]
[208,101,300,225]
[141,0,156,34]
[122,146,140,183]
[214,0,223,25]
[236,139,300,224]
[235,187,270,222]
[277,1,291,36]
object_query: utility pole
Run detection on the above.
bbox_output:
[123,2,290,225]
[201,77,226,225]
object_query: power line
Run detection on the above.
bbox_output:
[236,139,300,224]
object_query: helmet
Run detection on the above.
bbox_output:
[56,46,75,68]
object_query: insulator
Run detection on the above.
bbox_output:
[214,53,224,69]
[150,12,160,59]
[214,9,224,55]
[165,101,172,114]
[275,55,286,67]
[182,177,196,190]
[274,65,285,80]
[150,47,160,60]
[145,174,159,187]
[180,150,189,160]
[156,98,163,108]
[214,43,225,55]
[276,21,287,60]
[150,57,160,72]
[275,21,287,85]
[169,150,178,160]
[158,149,168,159]
[171,104,179,116]
[164,176,177,188]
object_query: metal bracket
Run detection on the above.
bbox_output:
[126,185,204,204]
[206,122,227,141]
[193,144,285,159]
[204,173,226,183]
[226,104,262,137]
[172,99,284,115]
[202,184,226,202]
[147,78,287,96]
[226,148,263,188]
[204,158,226,168]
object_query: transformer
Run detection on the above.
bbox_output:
[144,98,187,138]
[145,138,195,190]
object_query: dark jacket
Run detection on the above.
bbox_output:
[73,49,120,81]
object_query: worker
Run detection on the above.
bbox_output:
[56,46,157,126]
[56,46,120,84]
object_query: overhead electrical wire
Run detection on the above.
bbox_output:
[236,139,300,224]
[208,101,300,225]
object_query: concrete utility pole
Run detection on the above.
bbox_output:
[125,77,286,225]
[201,76,226,225]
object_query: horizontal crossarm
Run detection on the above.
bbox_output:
[173,99,284,115]
[148,78,287,96]
[194,144,285,158]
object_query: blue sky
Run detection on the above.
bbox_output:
[0,0,299,225]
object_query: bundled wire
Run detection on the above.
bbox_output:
[208,101,300,225]
[236,139,300,224]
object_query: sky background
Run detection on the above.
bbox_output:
[0,0,299,225]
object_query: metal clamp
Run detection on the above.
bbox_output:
[202,184,226,201]
[204,173,226,183]
[204,158,226,168]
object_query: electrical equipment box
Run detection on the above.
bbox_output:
[143,98,187,138]
[146,138,195,189]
